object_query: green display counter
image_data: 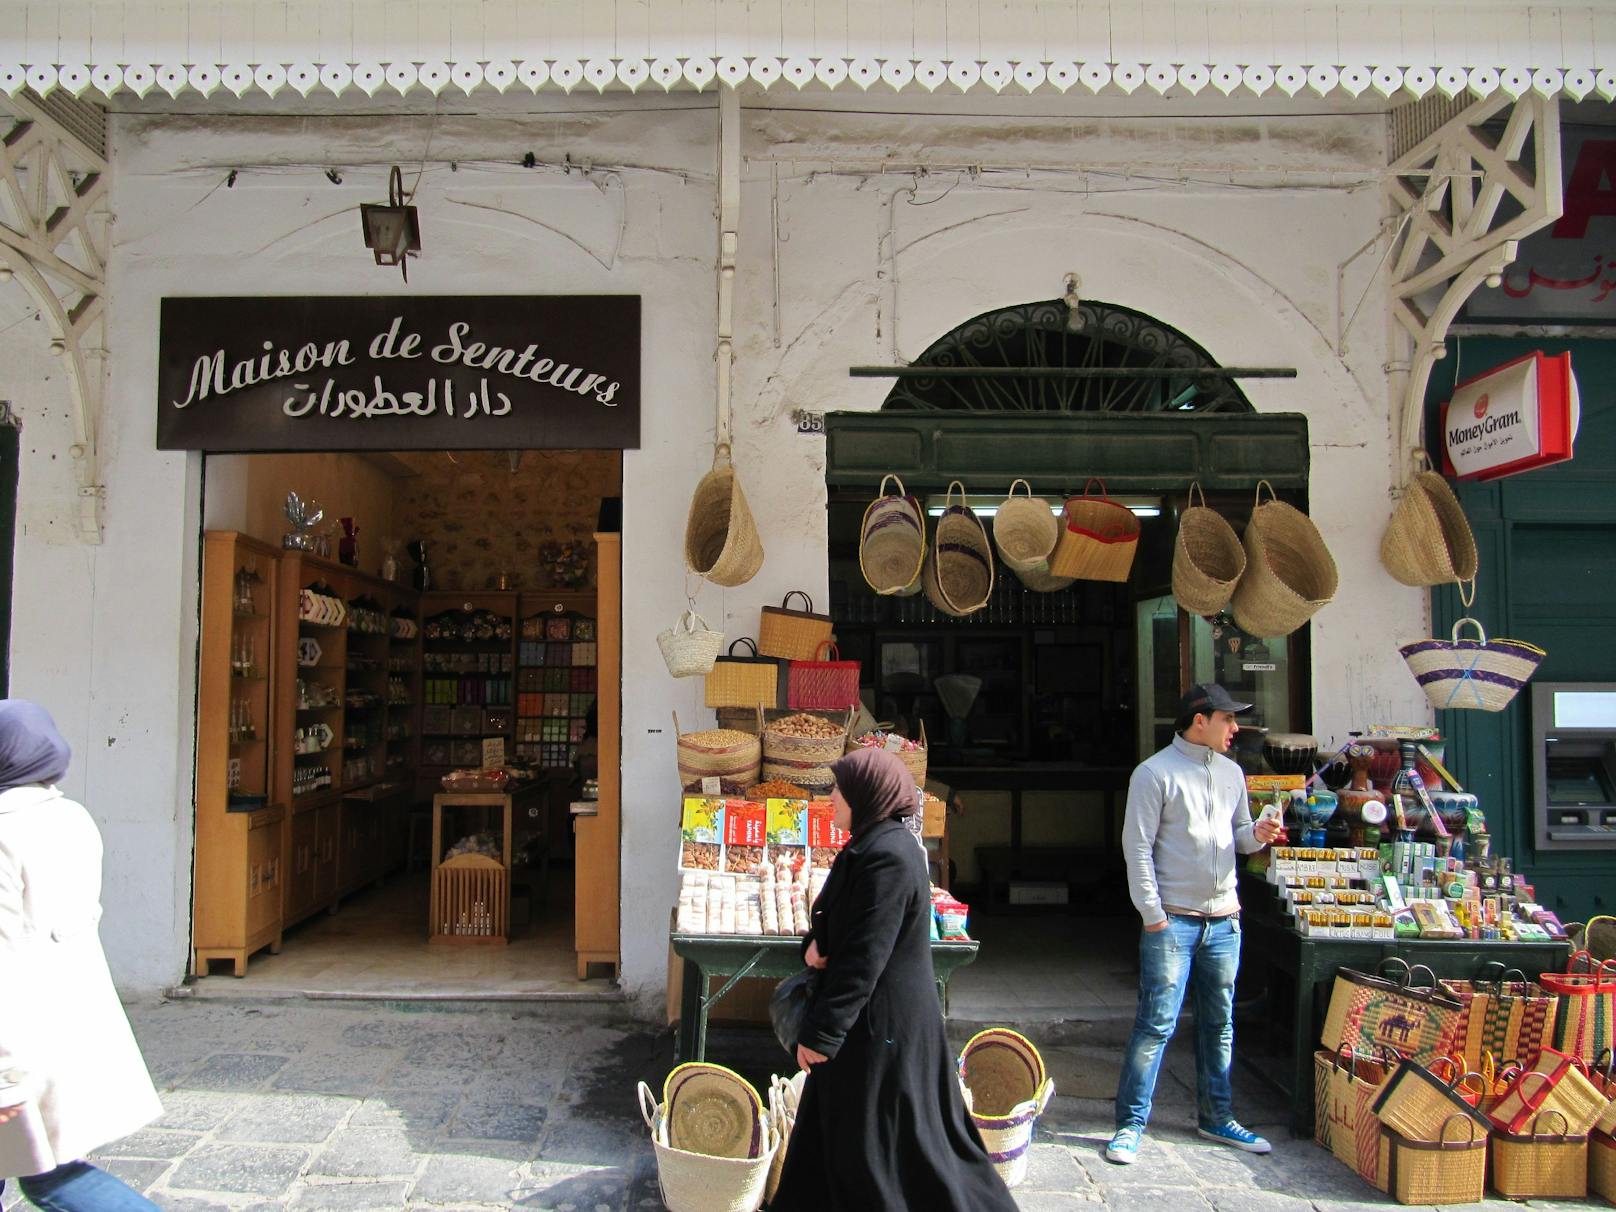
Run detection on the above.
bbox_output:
[669,931,980,1062]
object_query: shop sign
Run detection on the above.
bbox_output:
[1440,351,1580,481]
[1466,127,1616,323]
[156,296,640,451]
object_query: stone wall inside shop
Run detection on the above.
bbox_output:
[2,89,1437,1004]
[391,450,621,592]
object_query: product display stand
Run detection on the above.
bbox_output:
[1237,875,1571,1139]
[427,783,546,943]
[669,926,980,1061]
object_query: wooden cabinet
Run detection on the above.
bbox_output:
[286,806,318,922]
[193,532,287,977]
[314,800,339,907]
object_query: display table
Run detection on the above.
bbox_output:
[669,931,980,1061]
[1239,885,1570,1138]
[428,782,545,943]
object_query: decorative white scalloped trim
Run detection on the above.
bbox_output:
[2,58,1612,103]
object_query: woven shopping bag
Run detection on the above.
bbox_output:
[657,609,725,678]
[1372,1057,1492,1142]
[859,474,925,596]
[1172,481,1245,616]
[1487,1054,1608,1136]
[1491,1108,1588,1200]
[1399,617,1546,712]
[786,642,861,711]
[705,638,783,710]
[758,591,834,662]
[1049,478,1140,583]
[1440,963,1559,1071]
[1379,449,1479,590]
[1378,1114,1489,1206]
[1542,951,1616,1064]
[1321,959,1465,1063]
[1591,1049,1616,1135]
[1228,479,1338,638]
[1330,1045,1400,1180]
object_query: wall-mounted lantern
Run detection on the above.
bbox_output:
[360,166,421,282]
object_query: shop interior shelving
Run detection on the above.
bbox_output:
[418,592,518,774]
[515,591,598,770]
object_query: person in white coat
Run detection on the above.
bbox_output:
[0,700,163,1210]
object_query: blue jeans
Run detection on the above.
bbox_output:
[0,1162,158,1211]
[1114,913,1242,1132]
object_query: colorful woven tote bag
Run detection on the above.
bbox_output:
[1321,960,1465,1062]
[1441,964,1559,1070]
[1543,953,1616,1065]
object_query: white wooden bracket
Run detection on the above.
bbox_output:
[0,90,108,543]
[1386,93,1562,478]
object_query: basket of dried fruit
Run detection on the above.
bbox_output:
[762,710,851,793]
[846,723,927,784]
[674,713,761,790]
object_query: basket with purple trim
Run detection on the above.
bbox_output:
[957,1028,1055,1189]
[1399,617,1545,712]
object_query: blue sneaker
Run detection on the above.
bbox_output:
[1198,1120,1271,1153]
[1105,1125,1141,1164]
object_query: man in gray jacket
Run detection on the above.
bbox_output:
[1105,684,1283,1165]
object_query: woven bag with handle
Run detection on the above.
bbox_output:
[1172,481,1245,616]
[658,609,725,678]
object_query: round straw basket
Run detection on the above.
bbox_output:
[957,1029,1054,1189]
[1229,480,1339,638]
[1172,482,1246,616]
[658,609,725,677]
[638,1082,776,1212]
[860,474,927,595]
[1398,618,1546,712]
[762,713,849,792]
[684,444,765,588]
[663,1062,766,1160]
[1380,451,1479,589]
[674,714,762,788]
[923,481,994,617]
[993,479,1059,578]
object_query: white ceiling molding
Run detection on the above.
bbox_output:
[0,1,1611,105]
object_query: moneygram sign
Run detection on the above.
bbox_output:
[1440,351,1580,482]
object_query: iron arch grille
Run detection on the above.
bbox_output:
[881,300,1254,414]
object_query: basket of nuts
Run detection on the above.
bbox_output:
[674,712,762,790]
[762,710,852,793]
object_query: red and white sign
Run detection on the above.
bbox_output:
[1440,351,1580,481]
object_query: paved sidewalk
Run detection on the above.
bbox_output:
[2,998,1606,1212]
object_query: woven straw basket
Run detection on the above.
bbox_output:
[762,711,850,791]
[1399,618,1546,712]
[1371,1058,1491,1142]
[658,609,725,678]
[1230,480,1339,638]
[1378,1117,1489,1206]
[663,1062,766,1159]
[923,481,995,616]
[1380,451,1479,590]
[1491,1110,1588,1199]
[1592,1129,1616,1202]
[705,638,781,710]
[860,474,926,596]
[638,1081,775,1212]
[758,591,834,662]
[1050,479,1140,583]
[1172,482,1246,616]
[764,1072,805,1207]
[674,713,762,788]
[847,721,928,784]
[958,1029,1054,1189]
[684,444,765,588]
[994,479,1072,591]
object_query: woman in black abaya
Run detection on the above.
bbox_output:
[770,748,1017,1212]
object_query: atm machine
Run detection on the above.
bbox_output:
[1531,682,1616,849]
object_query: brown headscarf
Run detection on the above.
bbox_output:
[831,747,919,835]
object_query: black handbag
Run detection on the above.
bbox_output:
[770,968,821,1055]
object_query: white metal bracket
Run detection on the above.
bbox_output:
[0,91,109,543]
[1386,94,1562,477]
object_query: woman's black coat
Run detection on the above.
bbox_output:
[769,818,1017,1212]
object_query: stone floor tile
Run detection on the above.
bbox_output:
[87,1157,172,1193]
[1206,1191,1317,1212]
[1017,1141,1095,1192]
[168,1143,312,1198]
[409,1153,526,1206]
[536,1114,649,1168]
[350,1090,461,1132]
[309,1127,425,1179]
[291,1179,413,1210]
[98,1128,205,1159]
[183,1053,290,1091]
[151,1092,242,1132]
[512,1163,633,1210]
[447,1098,549,1142]
[1103,1185,1218,1212]
[216,1093,359,1144]
[273,1048,403,1096]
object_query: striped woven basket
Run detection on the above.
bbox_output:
[1399,617,1546,712]
[957,1029,1054,1189]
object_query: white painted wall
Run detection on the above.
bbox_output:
[3,93,1433,1009]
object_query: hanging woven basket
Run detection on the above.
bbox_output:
[684,444,764,588]
[1399,617,1546,712]
[657,609,725,678]
[1230,480,1338,638]
[923,480,994,617]
[1172,482,1246,616]
[1049,478,1140,583]
[859,474,926,595]
[1380,450,1479,590]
